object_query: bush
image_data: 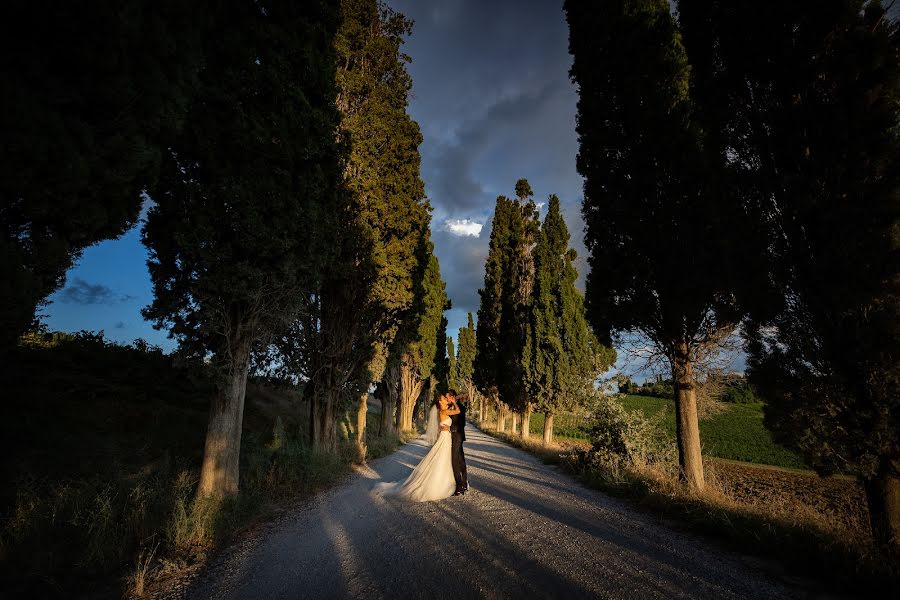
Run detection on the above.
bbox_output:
[722,379,759,404]
[586,394,673,467]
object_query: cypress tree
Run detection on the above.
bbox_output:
[393,236,448,432]
[433,316,451,397]
[502,180,541,427]
[142,0,343,496]
[457,312,478,410]
[475,197,513,405]
[296,0,428,454]
[0,1,203,350]
[447,335,458,393]
[680,0,900,551]
[565,0,741,490]
[527,196,614,445]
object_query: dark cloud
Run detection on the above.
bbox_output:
[59,277,135,305]
[388,0,587,335]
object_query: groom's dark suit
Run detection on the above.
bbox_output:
[449,400,468,493]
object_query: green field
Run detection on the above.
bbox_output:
[618,395,808,469]
[528,412,590,441]
[523,395,807,470]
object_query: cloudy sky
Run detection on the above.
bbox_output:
[386,0,588,343]
[44,0,589,355]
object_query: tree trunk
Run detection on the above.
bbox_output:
[309,381,322,448]
[479,395,484,425]
[399,363,423,432]
[379,370,397,436]
[318,387,338,452]
[355,392,368,463]
[496,404,505,432]
[521,403,532,439]
[380,396,395,436]
[421,375,435,426]
[197,339,252,498]
[864,455,900,555]
[673,340,705,491]
[542,412,554,447]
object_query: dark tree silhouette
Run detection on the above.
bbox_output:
[142,0,344,497]
[680,0,900,551]
[566,0,741,490]
[0,1,203,350]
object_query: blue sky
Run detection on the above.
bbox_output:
[42,0,691,380]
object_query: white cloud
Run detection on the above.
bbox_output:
[443,219,483,237]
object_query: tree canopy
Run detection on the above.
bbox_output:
[0,1,203,349]
[142,0,344,493]
[527,196,612,417]
[679,0,900,550]
[565,0,741,490]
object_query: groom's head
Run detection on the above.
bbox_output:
[450,389,467,405]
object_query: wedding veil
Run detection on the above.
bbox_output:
[423,404,439,445]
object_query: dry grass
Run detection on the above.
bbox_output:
[126,541,159,597]
[480,424,896,595]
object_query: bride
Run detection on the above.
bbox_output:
[374,393,459,502]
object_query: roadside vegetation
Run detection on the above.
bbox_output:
[0,333,407,598]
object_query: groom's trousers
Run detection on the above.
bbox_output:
[451,434,468,491]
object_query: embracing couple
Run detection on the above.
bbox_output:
[375,390,469,502]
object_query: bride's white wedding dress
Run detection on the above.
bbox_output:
[374,416,456,502]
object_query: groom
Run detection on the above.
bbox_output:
[449,390,468,496]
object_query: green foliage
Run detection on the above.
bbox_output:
[679,0,899,481]
[498,182,539,413]
[143,0,344,362]
[0,334,401,596]
[619,378,675,399]
[446,335,458,392]
[0,1,204,348]
[587,394,673,465]
[474,197,513,396]
[475,181,540,410]
[721,378,759,404]
[565,0,741,356]
[334,0,429,385]
[433,316,450,396]
[410,245,449,380]
[456,313,477,385]
[527,195,612,415]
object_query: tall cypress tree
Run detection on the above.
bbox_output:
[447,335,458,393]
[294,0,428,454]
[680,0,900,551]
[457,312,478,408]
[565,0,740,490]
[433,315,451,397]
[392,236,448,432]
[0,1,203,351]
[475,197,512,403]
[527,196,614,445]
[142,0,343,496]
[504,180,541,428]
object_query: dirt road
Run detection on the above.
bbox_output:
[183,426,817,599]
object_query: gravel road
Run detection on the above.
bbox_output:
[182,426,822,600]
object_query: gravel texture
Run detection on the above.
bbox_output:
[179,426,827,600]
